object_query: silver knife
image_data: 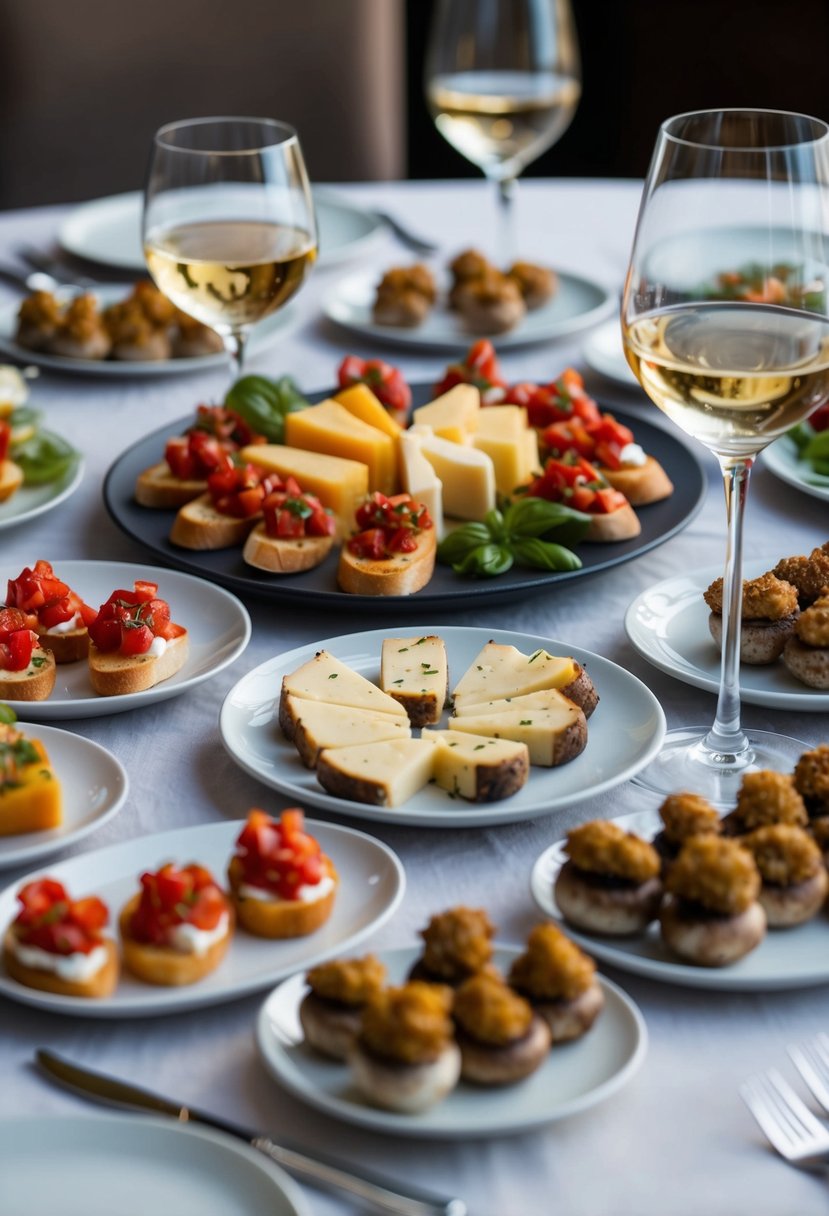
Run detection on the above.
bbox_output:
[36,1050,466,1216]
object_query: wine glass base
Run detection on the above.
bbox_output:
[630,726,809,806]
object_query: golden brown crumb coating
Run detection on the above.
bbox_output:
[666,836,760,914]
[104,299,159,345]
[376,265,437,303]
[419,907,495,981]
[18,290,62,328]
[794,594,829,647]
[565,820,661,883]
[306,954,386,1006]
[59,294,105,340]
[131,281,177,325]
[509,923,596,1001]
[743,824,823,886]
[703,573,798,620]
[359,981,454,1064]
[507,261,557,305]
[774,548,829,606]
[453,972,533,1045]
[457,269,523,307]
[449,248,494,282]
[810,817,829,849]
[793,745,829,810]
[735,771,808,830]
[658,793,722,844]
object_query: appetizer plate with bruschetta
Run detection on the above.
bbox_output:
[256,944,646,1138]
[220,626,666,828]
[0,818,404,1017]
[625,561,829,712]
[763,433,829,505]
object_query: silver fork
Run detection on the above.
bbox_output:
[789,1034,829,1113]
[740,1069,829,1166]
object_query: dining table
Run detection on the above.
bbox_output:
[0,177,826,1216]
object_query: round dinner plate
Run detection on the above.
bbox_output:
[762,433,829,505]
[0,559,251,721]
[219,625,667,829]
[323,267,616,352]
[582,319,639,387]
[0,1115,310,1216]
[530,799,829,991]
[624,560,829,712]
[0,722,128,870]
[0,454,84,531]
[0,818,404,1017]
[58,188,385,271]
[256,944,647,1138]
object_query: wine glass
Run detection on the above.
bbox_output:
[425,0,580,261]
[143,117,317,381]
[622,108,829,801]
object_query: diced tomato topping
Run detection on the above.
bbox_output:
[206,457,277,518]
[433,339,506,400]
[0,420,10,463]
[338,355,412,415]
[525,456,628,514]
[190,405,263,448]
[127,863,228,946]
[347,492,432,559]
[0,608,38,672]
[234,808,331,900]
[87,582,182,656]
[13,878,108,955]
[6,560,98,638]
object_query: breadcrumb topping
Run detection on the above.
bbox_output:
[449,248,493,282]
[453,972,533,1045]
[703,573,798,620]
[810,817,829,849]
[658,793,722,844]
[60,294,106,341]
[565,820,660,883]
[743,824,823,886]
[793,745,829,811]
[666,836,760,914]
[306,954,386,1006]
[18,290,61,327]
[774,547,829,605]
[735,771,808,830]
[359,981,454,1064]
[509,923,596,1001]
[794,594,829,647]
[420,907,495,981]
[376,265,436,303]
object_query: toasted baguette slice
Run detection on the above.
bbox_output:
[337,528,437,597]
[242,521,334,574]
[601,456,674,506]
[3,929,119,998]
[380,635,448,726]
[279,651,409,740]
[88,631,188,696]
[585,503,641,543]
[316,737,437,807]
[35,625,89,664]
[119,894,232,985]
[449,693,587,767]
[287,696,411,768]
[169,493,258,550]
[0,648,57,701]
[228,856,337,937]
[422,729,529,802]
[0,458,24,503]
[134,461,207,508]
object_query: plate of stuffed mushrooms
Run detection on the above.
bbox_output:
[256,908,646,1137]
[624,553,829,710]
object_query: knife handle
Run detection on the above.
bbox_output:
[252,1137,466,1216]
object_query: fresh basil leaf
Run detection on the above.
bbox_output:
[483,508,505,540]
[0,703,17,725]
[437,523,492,565]
[12,430,78,484]
[804,430,829,461]
[788,422,814,453]
[511,537,583,572]
[225,374,309,442]
[456,543,513,577]
[504,496,590,539]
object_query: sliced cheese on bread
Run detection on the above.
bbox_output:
[380,635,448,726]
[422,729,529,802]
[284,401,397,495]
[241,444,369,532]
[288,697,412,768]
[409,426,496,521]
[279,650,408,740]
[451,643,578,711]
[449,694,587,767]
[412,384,480,443]
[316,737,437,807]
[398,429,444,540]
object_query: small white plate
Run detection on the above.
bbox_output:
[58,189,384,271]
[257,944,647,1138]
[530,800,829,991]
[0,722,128,870]
[219,625,666,828]
[763,433,829,504]
[323,268,616,353]
[0,559,251,720]
[0,1115,310,1216]
[0,818,405,1017]
[624,560,829,712]
[0,454,84,531]
[582,319,638,387]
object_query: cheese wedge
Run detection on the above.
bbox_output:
[398,429,444,540]
[452,688,578,718]
[0,738,62,835]
[422,729,529,802]
[316,737,437,807]
[241,444,368,530]
[473,407,541,496]
[284,401,397,495]
[287,697,411,768]
[279,651,408,740]
[451,644,578,711]
[380,636,448,726]
[450,696,587,767]
[412,384,480,443]
[334,383,402,439]
[410,426,496,521]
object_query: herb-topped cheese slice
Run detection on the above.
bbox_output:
[316,737,438,807]
[449,693,587,767]
[286,696,412,768]
[279,650,408,740]
[422,729,529,802]
[380,636,448,727]
[451,643,578,711]
[452,688,576,719]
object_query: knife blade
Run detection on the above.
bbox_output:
[36,1051,466,1216]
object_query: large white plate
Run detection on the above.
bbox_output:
[763,433,829,504]
[0,559,251,720]
[219,626,666,828]
[0,722,128,870]
[582,319,639,387]
[0,817,404,1017]
[58,189,384,271]
[530,800,829,991]
[624,560,829,712]
[1,1115,310,1216]
[257,944,646,1138]
[0,454,84,531]
[323,268,616,352]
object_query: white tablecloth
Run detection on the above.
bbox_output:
[0,180,826,1216]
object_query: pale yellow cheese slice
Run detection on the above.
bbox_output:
[284,400,397,495]
[334,383,402,439]
[474,405,528,437]
[422,729,529,801]
[398,429,444,539]
[452,688,577,718]
[449,695,586,767]
[451,643,578,711]
[279,650,408,740]
[287,696,411,767]
[380,636,448,725]
[412,384,480,443]
[241,444,368,531]
[316,737,438,807]
[409,425,496,521]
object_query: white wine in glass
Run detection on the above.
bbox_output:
[143,118,317,381]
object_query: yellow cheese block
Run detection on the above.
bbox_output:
[240,443,368,528]
[409,426,495,521]
[334,384,402,439]
[473,406,540,495]
[412,384,480,443]
[475,405,528,437]
[284,401,397,495]
[0,739,62,836]
[452,643,578,710]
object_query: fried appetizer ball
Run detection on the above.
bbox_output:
[704,573,799,664]
[773,546,829,608]
[660,836,766,966]
[652,793,722,865]
[727,770,808,834]
[372,264,438,328]
[810,816,829,867]
[16,290,62,350]
[50,294,112,360]
[452,971,550,1085]
[455,270,526,335]
[350,981,461,1112]
[410,906,495,985]
[783,593,829,689]
[742,825,828,927]
[300,954,387,1060]
[793,744,829,817]
[554,820,662,936]
[448,248,495,302]
[509,923,604,1043]
[130,281,177,327]
[507,261,557,309]
[172,311,224,358]
[104,299,171,361]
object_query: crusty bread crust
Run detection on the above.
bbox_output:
[169,494,258,550]
[0,649,57,701]
[243,522,334,574]
[134,461,207,509]
[88,631,188,696]
[0,459,24,503]
[3,928,119,998]
[337,528,436,596]
[585,503,642,543]
[561,663,599,718]
[36,626,89,664]
[602,456,674,506]
[119,893,233,986]
[228,855,337,938]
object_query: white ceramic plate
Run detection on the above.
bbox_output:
[0,1115,310,1216]
[0,454,84,531]
[582,319,638,387]
[323,268,616,352]
[0,817,404,1017]
[0,722,128,870]
[58,189,384,271]
[624,560,829,712]
[257,944,646,1138]
[763,434,829,504]
[530,799,829,991]
[219,626,666,828]
[0,559,251,720]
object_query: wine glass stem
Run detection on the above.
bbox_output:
[496,176,517,264]
[223,328,247,382]
[704,456,754,760]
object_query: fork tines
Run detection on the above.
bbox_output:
[789,1033,829,1112]
[740,1068,829,1162]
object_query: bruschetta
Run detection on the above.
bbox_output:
[86,580,187,696]
[0,609,56,701]
[337,492,436,595]
[169,457,280,550]
[242,482,336,574]
[5,560,98,663]
[523,456,641,543]
[540,409,674,507]
[135,405,263,508]
[0,420,23,503]
[0,709,62,835]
